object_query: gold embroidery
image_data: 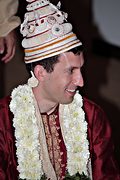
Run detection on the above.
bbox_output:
[42,114,64,179]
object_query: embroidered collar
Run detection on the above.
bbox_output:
[10,84,90,179]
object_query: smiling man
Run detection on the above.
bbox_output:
[0,0,120,180]
[33,51,84,111]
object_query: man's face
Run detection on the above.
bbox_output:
[40,51,84,105]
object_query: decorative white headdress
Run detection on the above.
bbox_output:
[20,0,82,63]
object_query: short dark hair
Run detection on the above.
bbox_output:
[26,45,83,75]
[26,54,60,76]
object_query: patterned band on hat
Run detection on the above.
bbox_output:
[20,0,82,63]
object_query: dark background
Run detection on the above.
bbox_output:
[0,0,120,167]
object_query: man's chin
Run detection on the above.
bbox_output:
[61,97,74,105]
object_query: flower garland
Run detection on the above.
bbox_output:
[10,85,43,179]
[59,91,90,176]
[10,84,90,179]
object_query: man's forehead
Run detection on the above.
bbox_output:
[58,52,84,66]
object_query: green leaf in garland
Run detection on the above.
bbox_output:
[64,171,91,180]
[40,174,47,180]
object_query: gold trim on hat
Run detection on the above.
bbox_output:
[25,33,76,53]
[25,41,82,63]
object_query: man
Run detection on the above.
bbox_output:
[0,0,20,63]
[0,0,120,179]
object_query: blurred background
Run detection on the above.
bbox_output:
[0,0,120,167]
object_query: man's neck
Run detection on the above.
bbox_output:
[33,88,58,114]
[38,100,58,114]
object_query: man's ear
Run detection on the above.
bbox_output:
[34,65,46,81]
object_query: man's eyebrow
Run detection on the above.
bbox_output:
[64,66,80,72]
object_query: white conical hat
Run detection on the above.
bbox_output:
[20,0,82,63]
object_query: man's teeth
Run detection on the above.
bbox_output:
[66,89,75,92]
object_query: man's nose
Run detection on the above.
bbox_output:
[72,74,84,87]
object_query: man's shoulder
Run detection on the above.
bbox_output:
[0,96,11,105]
[83,97,103,112]
[83,97,108,126]
[0,96,12,129]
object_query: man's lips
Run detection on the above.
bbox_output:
[66,88,77,93]
[66,89,76,92]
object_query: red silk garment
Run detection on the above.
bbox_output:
[0,96,120,180]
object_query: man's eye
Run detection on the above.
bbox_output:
[68,68,74,74]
